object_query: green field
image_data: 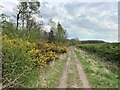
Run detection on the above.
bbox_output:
[74,49,119,88]
[77,43,119,63]
[76,43,119,78]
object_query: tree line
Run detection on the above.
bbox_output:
[0,2,106,46]
[1,2,67,45]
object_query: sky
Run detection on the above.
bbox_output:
[0,0,119,42]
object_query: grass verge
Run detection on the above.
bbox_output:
[74,49,118,88]
[38,54,67,88]
[67,52,82,88]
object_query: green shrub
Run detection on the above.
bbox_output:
[2,38,36,88]
[77,43,119,63]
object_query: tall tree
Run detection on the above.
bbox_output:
[27,2,40,30]
[56,22,66,44]
[15,2,41,30]
[20,2,28,29]
[48,30,54,43]
[49,19,57,36]
[15,2,28,30]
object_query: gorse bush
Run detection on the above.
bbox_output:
[1,3,68,88]
[2,34,67,88]
[2,36,36,88]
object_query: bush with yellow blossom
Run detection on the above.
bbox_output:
[2,34,67,88]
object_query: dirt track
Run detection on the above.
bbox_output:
[58,47,91,88]
[58,50,71,88]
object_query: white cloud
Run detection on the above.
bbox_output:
[40,0,120,2]
[41,2,118,42]
[0,1,118,42]
[0,0,18,14]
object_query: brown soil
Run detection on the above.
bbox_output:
[58,50,71,88]
[58,48,91,88]
[72,49,91,88]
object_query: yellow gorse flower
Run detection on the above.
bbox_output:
[3,34,67,69]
